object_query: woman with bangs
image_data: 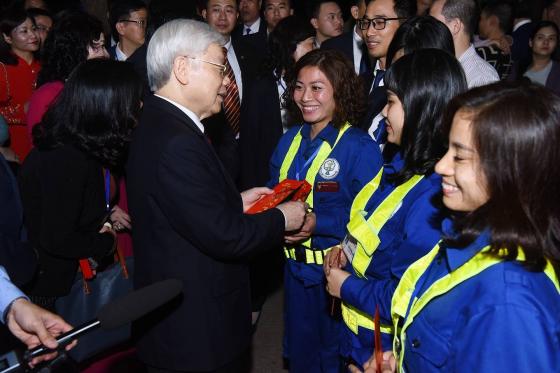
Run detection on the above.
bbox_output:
[324,49,467,370]
[361,81,560,372]
[268,48,383,372]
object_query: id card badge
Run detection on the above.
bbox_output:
[341,233,358,263]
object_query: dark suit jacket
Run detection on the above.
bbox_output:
[321,30,370,74]
[238,75,283,191]
[511,21,533,66]
[202,37,260,184]
[18,145,114,296]
[127,96,285,371]
[357,68,387,133]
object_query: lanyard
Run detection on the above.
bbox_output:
[294,145,321,181]
[104,169,111,212]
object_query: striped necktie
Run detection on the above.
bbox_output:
[223,56,241,136]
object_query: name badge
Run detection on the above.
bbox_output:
[342,233,358,263]
[316,181,339,192]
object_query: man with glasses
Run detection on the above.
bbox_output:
[322,0,369,75]
[357,0,415,143]
[108,0,147,61]
[127,19,307,373]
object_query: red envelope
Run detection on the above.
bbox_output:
[246,179,312,214]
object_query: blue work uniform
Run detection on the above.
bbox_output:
[393,219,560,372]
[339,153,443,367]
[268,123,383,373]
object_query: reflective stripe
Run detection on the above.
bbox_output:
[284,246,333,265]
[341,302,394,335]
[279,123,350,251]
[347,174,424,277]
[391,243,560,370]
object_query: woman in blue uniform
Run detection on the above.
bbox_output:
[323,49,468,369]
[267,49,383,373]
[361,82,560,372]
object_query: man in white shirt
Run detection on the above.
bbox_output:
[237,0,265,36]
[430,0,499,88]
[108,0,148,61]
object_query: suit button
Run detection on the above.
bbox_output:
[412,339,421,348]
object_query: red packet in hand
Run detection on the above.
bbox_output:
[246,179,311,214]
[374,305,383,372]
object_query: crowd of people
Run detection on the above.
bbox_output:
[0,0,559,372]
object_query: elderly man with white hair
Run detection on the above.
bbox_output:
[126,19,307,373]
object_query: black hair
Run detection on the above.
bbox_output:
[33,59,143,172]
[365,0,417,19]
[384,48,467,185]
[37,11,104,86]
[442,81,560,276]
[481,1,514,34]
[386,15,454,67]
[309,0,341,18]
[109,0,147,42]
[440,0,478,37]
[0,5,35,65]
[512,0,531,19]
[262,15,315,79]
[26,7,52,20]
[146,0,200,41]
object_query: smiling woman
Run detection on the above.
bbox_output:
[268,49,384,372]
[0,5,40,161]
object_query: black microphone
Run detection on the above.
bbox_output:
[0,279,182,373]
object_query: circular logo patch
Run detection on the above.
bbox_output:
[319,158,340,179]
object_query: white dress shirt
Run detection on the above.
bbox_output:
[1,266,26,323]
[154,94,205,134]
[352,27,364,75]
[459,44,500,88]
[225,39,243,101]
[115,43,128,61]
[243,17,261,35]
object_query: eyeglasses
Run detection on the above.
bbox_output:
[184,56,227,77]
[120,19,147,28]
[357,17,405,30]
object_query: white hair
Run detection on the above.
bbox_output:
[147,19,226,92]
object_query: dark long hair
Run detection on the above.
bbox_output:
[37,11,104,87]
[442,81,560,275]
[284,49,365,129]
[261,15,315,80]
[33,59,143,171]
[384,49,467,185]
[386,15,455,68]
[0,6,34,65]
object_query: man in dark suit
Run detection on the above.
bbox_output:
[107,0,148,61]
[233,0,266,38]
[202,0,260,182]
[357,0,415,141]
[321,0,369,75]
[127,19,307,373]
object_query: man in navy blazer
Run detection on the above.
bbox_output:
[321,0,368,74]
[127,19,307,373]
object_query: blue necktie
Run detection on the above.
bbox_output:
[245,27,251,35]
[372,69,385,90]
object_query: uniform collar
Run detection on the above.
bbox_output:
[384,151,404,174]
[442,218,492,271]
[300,123,338,147]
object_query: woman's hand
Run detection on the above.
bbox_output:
[323,246,347,276]
[110,205,131,232]
[284,212,316,244]
[325,266,350,299]
[356,351,396,373]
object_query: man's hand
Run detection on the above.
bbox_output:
[6,298,75,365]
[241,187,274,212]
[275,201,307,231]
[325,266,351,299]
[284,212,316,244]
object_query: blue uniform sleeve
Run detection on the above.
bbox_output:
[340,182,442,322]
[0,266,26,323]
[314,134,383,237]
[449,305,560,372]
[267,127,299,188]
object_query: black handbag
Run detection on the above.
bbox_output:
[54,254,134,362]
